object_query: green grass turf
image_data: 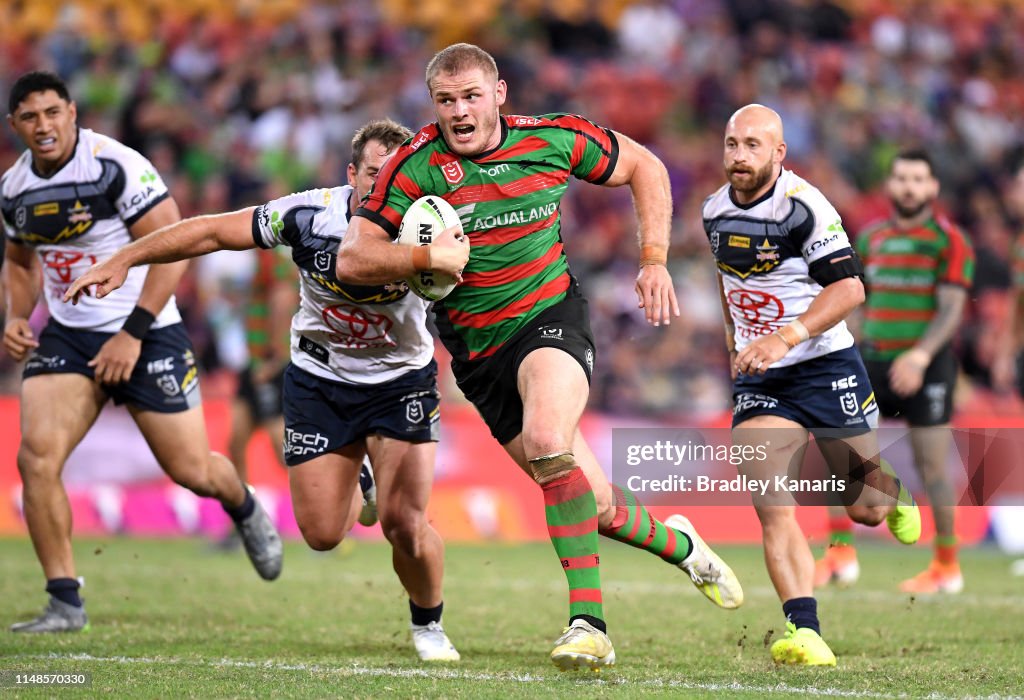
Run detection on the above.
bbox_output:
[0,535,1021,698]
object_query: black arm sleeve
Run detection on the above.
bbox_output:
[808,247,864,287]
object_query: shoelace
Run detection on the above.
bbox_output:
[684,556,719,585]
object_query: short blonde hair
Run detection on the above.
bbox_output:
[425,43,498,93]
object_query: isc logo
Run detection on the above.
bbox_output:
[147,357,174,374]
[831,375,858,391]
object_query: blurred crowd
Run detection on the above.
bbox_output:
[2,0,1024,418]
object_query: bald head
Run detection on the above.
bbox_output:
[727,104,784,147]
[723,104,787,203]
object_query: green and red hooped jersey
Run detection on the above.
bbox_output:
[856,215,974,361]
[355,114,619,361]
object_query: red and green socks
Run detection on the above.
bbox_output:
[542,468,604,631]
[600,485,693,564]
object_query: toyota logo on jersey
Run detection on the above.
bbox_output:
[727,289,784,328]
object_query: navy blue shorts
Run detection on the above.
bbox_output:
[23,320,202,413]
[281,360,440,467]
[732,346,878,436]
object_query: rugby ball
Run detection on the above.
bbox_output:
[397,195,462,301]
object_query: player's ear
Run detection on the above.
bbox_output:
[774,140,787,165]
[346,162,357,188]
[68,100,77,123]
[495,79,507,108]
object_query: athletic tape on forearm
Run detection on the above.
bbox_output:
[639,244,668,267]
[775,319,809,349]
[411,246,431,271]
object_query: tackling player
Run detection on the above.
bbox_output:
[704,104,922,665]
[1,71,282,633]
[66,119,467,662]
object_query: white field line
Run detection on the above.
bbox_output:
[4,652,983,699]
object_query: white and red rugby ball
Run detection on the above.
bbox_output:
[397,195,463,301]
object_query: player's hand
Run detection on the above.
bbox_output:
[2,318,39,361]
[635,264,680,327]
[89,331,142,384]
[429,226,470,281]
[889,348,929,397]
[63,258,130,305]
[734,332,790,376]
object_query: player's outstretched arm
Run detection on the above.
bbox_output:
[336,216,468,284]
[64,207,257,305]
[602,131,679,327]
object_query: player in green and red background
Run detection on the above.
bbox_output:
[816,149,974,594]
[335,42,744,671]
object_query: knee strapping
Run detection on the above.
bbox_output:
[528,451,576,481]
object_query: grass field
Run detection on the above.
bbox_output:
[0,536,1021,698]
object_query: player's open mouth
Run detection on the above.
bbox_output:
[452,124,474,141]
[36,137,57,149]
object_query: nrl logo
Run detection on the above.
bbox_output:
[441,161,464,184]
[709,229,720,255]
[314,250,332,272]
[406,399,424,424]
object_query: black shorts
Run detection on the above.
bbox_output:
[451,294,596,445]
[281,360,440,467]
[236,364,285,423]
[864,344,956,426]
[23,319,202,413]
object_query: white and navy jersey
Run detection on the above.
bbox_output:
[0,128,180,332]
[251,185,433,385]
[703,168,858,367]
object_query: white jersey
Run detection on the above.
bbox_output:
[1,128,180,332]
[702,168,856,367]
[251,185,433,384]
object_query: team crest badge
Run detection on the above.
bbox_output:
[441,161,464,185]
[68,200,92,224]
[756,238,780,262]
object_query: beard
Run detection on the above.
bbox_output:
[891,196,932,219]
[727,160,776,195]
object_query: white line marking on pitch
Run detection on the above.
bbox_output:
[6,652,984,699]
